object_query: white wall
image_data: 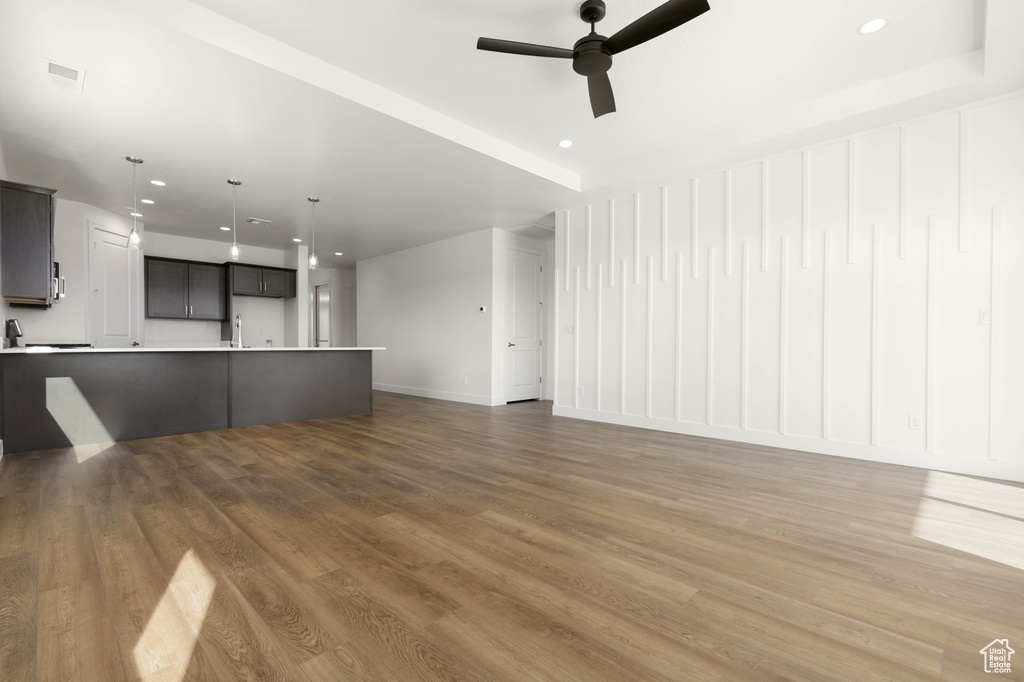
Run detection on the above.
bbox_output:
[555,93,1024,482]
[358,229,497,404]
[0,136,7,181]
[143,232,288,348]
[6,199,134,345]
[308,267,357,347]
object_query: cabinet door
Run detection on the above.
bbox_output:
[188,263,226,320]
[1,186,53,302]
[146,259,188,318]
[262,268,293,297]
[231,265,263,295]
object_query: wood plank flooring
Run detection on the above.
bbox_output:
[2,391,1023,681]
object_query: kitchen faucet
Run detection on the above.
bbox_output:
[232,313,249,348]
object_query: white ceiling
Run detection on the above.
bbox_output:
[0,0,1021,268]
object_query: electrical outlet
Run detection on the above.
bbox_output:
[979,309,991,325]
[155,326,163,335]
[479,306,487,313]
[909,414,922,430]
[577,385,584,397]
[564,324,576,334]
[463,377,468,386]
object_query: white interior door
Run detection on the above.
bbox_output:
[89,221,141,347]
[504,248,542,402]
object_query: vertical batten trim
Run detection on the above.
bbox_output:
[822,232,832,440]
[740,243,750,429]
[620,260,628,414]
[871,224,881,446]
[761,161,769,272]
[564,210,571,292]
[779,236,788,435]
[959,111,969,253]
[802,150,810,269]
[661,186,669,282]
[634,193,641,286]
[595,262,603,413]
[585,205,593,291]
[925,217,936,452]
[848,139,857,264]
[706,247,715,425]
[899,127,909,259]
[691,178,700,279]
[573,267,580,410]
[675,251,684,422]
[553,268,561,406]
[608,199,616,288]
[646,256,654,418]
[724,170,733,277]
[989,206,1001,460]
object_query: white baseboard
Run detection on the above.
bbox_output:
[552,405,1024,483]
[373,383,504,406]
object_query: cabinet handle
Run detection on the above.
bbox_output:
[189,305,193,316]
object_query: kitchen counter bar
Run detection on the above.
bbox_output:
[0,348,381,453]
[0,346,384,353]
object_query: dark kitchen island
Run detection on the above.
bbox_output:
[0,346,382,453]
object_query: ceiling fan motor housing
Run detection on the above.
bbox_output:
[573,34,612,76]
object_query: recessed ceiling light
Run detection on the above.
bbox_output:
[292,238,302,242]
[334,252,343,256]
[858,17,887,34]
[140,199,154,204]
[558,139,573,148]
[130,212,143,217]
[219,226,231,231]
[150,180,166,187]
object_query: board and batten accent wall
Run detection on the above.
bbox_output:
[554,93,1024,482]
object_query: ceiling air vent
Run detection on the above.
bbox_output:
[246,217,272,226]
[41,58,85,93]
[507,223,555,240]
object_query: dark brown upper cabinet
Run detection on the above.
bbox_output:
[228,264,295,298]
[0,179,57,308]
[145,257,226,320]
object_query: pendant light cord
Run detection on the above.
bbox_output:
[132,162,138,234]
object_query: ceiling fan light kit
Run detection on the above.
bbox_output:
[477,0,710,118]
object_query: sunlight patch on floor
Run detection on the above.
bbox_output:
[133,550,211,682]
[923,470,1024,520]
[914,472,1024,571]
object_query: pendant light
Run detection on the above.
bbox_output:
[126,156,143,247]
[227,179,242,261]
[307,196,319,270]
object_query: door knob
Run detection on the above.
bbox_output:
[508,342,516,347]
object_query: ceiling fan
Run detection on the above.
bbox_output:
[477,0,711,118]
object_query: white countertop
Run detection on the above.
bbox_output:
[1,346,385,354]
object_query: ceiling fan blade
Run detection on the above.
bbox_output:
[603,0,710,55]
[588,72,616,118]
[477,37,573,59]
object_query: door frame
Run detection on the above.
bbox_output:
[502,245,544,403]
[314,282,331,347]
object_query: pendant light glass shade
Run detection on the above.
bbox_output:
[307,197,319,270]
[126,156,144,247]
[228,179,242,261]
